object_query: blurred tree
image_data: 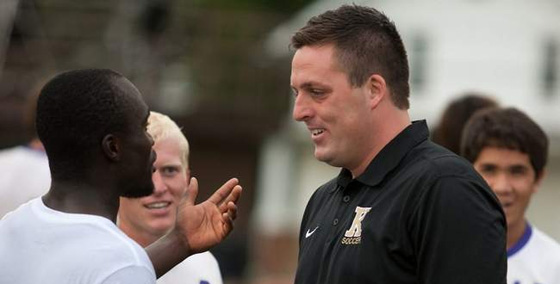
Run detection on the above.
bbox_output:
[194,0,314,13]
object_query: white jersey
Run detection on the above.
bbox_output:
[158,251,223,284]
[0,146,50,217]
[507,224,560,284]
[0,198,156,284]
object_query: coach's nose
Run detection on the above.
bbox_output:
[293,93,314,122]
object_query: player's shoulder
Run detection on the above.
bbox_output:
[69,224,154,279]
[0,146,23,164]
[183,251,220,266]
[531,227,560,254]
[35,206,152,268]
[159,251,222,284]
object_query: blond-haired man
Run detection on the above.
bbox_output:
[119,111,223,284]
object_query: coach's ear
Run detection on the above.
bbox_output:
[365,74,387,110]
[101,134,121,162]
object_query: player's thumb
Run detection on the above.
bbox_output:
[185,177,199,206]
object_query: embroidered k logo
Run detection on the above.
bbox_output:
[344,206,371,238]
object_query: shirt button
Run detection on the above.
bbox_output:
[343,195,351,202]
[333,218,339,226]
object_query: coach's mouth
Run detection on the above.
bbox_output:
[311,128,325,136]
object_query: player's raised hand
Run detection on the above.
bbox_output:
[147,177,242,277]
[176,177,242,253]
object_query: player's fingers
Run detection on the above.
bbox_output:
[222,211,234,236]
[208,178,239,204]
[227,201,238,221]
[219,185,242,212]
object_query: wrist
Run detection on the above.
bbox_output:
[146,227,192,277]
[168,227,191,256]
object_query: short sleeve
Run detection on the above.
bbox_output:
[102,265,156,284]
[410,176,507,284]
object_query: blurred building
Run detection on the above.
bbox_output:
[254,0,560,282]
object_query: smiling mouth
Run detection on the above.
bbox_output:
[501,201,513,209]
[145,202,171,209]
[311,129,325,136]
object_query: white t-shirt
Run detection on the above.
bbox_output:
[0,146,51,217]
[158,251,223,284]
[507,224,560,284]
[0,198,156,284]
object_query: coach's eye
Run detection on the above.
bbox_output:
[310,89,324,97]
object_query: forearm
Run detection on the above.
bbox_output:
[146,229,191,278]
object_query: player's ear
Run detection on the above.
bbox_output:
[365,74,387,110]
[101,134,121,162]
[533,168,547,193]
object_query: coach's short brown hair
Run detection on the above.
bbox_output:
[291,4,410,109]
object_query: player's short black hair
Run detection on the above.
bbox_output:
[461,107,548,178]
[36,69,134,180]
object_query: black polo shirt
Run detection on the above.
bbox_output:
[294,120,506,284]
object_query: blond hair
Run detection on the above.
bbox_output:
[147,111,190,168]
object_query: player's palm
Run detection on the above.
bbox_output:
[176,177,241,253]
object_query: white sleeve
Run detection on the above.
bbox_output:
[102,265,156,284]
[157,252,223,284]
